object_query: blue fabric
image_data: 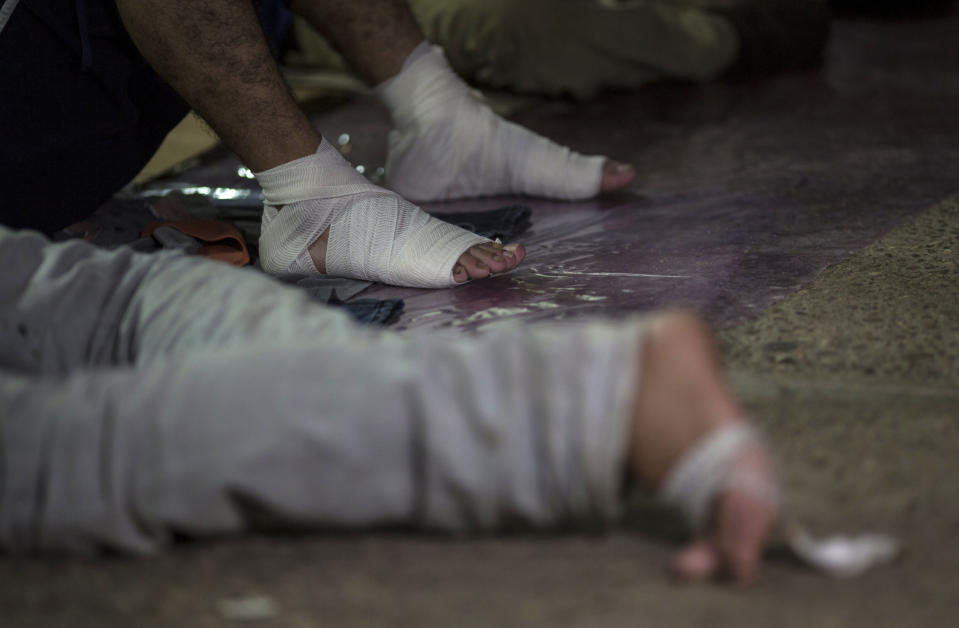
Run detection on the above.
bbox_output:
[338,299,405,326]
[74,0,92,70]
[258,0,294,55]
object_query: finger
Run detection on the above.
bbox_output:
[671,538,721,583]
[716,489,776,585]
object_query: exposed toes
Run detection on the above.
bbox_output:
[503,242,526,268]
[453,242,526,282]
[468,244,506,271]
[600,159,636,193]
[456,251,492,280]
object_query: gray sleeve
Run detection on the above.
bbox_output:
[0,227,644,554]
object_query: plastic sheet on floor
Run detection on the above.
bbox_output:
[130,53,959,332]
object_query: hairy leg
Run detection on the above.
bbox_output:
[115,0,520,285]
[115,0,319,171]
[289,0,424,84]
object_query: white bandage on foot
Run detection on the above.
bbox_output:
[255,140,490,288]
[378,44,606,202]
[659,423,780,531]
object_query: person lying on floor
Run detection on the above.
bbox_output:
[1,0,639,289]
[286,0,831,100]
[1,226,777,584]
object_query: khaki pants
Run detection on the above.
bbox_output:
[287,0,739,99]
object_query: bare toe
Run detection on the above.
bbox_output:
[600,160,636,193]
[453,243,526,283]
[457,251,491,280]
[503,243,526,269]
[469,244,511,273]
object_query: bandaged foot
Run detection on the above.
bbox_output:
[255,140,525,287]
[629,314,779,584]
[378,44,636,202]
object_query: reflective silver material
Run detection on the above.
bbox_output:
[134,183,264,207]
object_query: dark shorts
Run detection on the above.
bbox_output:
[0,0,291,235]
